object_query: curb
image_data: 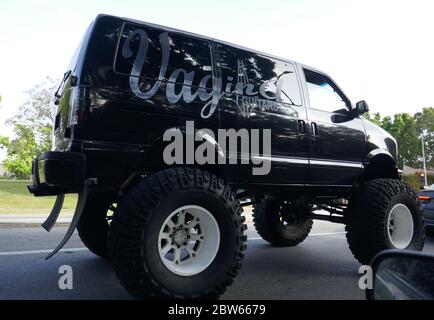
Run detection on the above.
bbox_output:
[0,222,71,228]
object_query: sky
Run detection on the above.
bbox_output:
[0,0,433,159]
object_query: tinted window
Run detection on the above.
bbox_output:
[115,23,212,88]
[217,44,302,106]
[304,69,348,112]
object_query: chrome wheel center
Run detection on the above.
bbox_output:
[172,228,189,246]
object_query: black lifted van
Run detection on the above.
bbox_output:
[29,14,424,299]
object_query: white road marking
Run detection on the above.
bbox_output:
[0,248,88,256]
[0,232,347,256]
[248,232,346,241]
[310,231,347,237]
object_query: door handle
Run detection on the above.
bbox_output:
[311,122,318,136]
[298,120,307,134]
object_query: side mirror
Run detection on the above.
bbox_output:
[355,100,369,116]
[367,250,434,300]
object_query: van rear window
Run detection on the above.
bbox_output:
[115,23,213,89]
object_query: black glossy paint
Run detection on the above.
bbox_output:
[301,68,366,186]
[48,14,398,196]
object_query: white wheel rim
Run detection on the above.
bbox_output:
[387,204,414,249]
[158,205,220,277]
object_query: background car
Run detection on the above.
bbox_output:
[418,186,434,235]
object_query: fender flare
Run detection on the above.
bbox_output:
[366,148,394,161]
[363,149,399,180]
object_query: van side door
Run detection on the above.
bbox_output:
[215,43,310,185]
[300,67,366,186]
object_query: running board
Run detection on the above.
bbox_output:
[42,194,65,232]
[45,181,92,260]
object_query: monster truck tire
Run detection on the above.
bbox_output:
[77,193,113,259]
[253,198,313,247]
[108,168,247,300]
[346,179,425,265]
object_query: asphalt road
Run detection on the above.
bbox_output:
[0,218,433,300]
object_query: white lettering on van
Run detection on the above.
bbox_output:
[121,29,297,120]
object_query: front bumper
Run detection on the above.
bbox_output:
[27,152,86,196]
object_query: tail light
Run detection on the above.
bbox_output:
[418,195,431,201]
[69,86,86,126]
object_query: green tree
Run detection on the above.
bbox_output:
[0,78,57,178]
[6,77,57,153]
[364,112,382,126]
[0,125,37,179]
[415,107,434,168]
[381,113,420,168]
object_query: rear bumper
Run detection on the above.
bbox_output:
[27,152,86,196]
